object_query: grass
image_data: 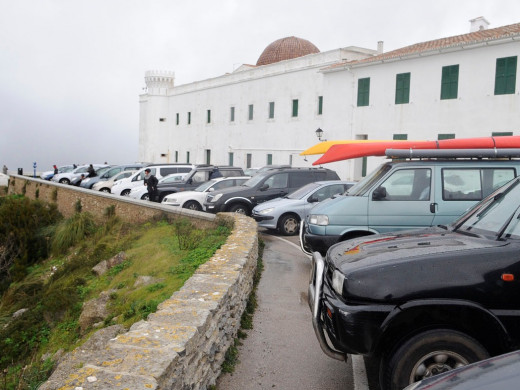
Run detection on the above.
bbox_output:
[0,213,231,389]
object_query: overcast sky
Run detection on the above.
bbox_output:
[1,0,519,173]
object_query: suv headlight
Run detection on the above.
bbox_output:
[210,193,222,203]
[257,207,274,215]
[309,214,329,225]
[332,270,345,296]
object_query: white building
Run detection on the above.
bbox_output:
[139,18,520,180]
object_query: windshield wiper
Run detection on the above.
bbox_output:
[497,208,520,240]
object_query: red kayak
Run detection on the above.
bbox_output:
[313,136,520,165]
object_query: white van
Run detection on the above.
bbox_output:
[111,164,194,196]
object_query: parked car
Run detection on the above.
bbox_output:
[129,173,188,200]
[111,164,194,196]
[308,175,520,390]
[205,167,340,216]
[162,176,250,210]
[40,164,75,180]
[92,170,137,193]
[403,350,520,390]
[302,157,520,255]
[0,173,8,187]
[154,165,245,202]
[51,164,108,185]
[80,163,144,189]
[252,180,355,235]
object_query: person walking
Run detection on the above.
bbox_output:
[2,165,7,174]
[144,168,158,202]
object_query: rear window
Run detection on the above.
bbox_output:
[290,171,313,188]
[442,168,516,201]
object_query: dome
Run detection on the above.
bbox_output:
[256,36,320,66]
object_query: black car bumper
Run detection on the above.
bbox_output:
[308,252,393,357]
[303,231,341,256]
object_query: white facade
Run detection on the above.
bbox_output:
[139,22,520,181]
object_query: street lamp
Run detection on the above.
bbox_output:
[315,128,326,141]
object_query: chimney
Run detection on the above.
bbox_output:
[377,41,384,54]
[469,17,490,32]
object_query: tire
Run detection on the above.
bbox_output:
[228,203,251,216]
[183,201,202,211]
[278,214,300,236]
[59,178,70,185]
[141,193,149,201]
[381,329,489,390]
[100,188,110,193]
[121,189,131,196]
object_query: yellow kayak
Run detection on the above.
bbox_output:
[300,140,389,156]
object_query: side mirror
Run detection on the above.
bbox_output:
[208,187,214,192]
[372,186,387,200]
[260,183,269,191]
[308,195,319,203]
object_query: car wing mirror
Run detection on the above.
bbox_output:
[260,183,269,191]
[372,186,387,200]
[308,195,319,203]
[208,188,214,192]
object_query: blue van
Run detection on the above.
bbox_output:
[301,157,520,255]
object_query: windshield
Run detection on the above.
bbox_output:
[455,177,520,239]
[348,163,392,196]
[195,179,218,192]
[287,182,321,199]
[96,166,111,175]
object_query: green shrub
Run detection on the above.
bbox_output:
[51,212,97,255]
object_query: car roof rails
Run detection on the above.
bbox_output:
[385,148,520,160]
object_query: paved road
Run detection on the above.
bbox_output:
[217,231,368,390]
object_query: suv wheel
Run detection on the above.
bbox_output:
[183,201,202,211]
[381,329,489,390]
[228,204,250,216]
[278,214,300,236]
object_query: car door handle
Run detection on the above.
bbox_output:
[430,203,437,213]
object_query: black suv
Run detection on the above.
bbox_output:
[309,176,520,390]
[205,167,339,216]
[156,165,244,202]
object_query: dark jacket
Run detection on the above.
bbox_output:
[145,175,158,191]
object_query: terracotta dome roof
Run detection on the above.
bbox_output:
[256,36,320,66]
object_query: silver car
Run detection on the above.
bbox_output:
[252,180,355,235]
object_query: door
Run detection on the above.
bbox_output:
[368,168,436,233]
[254,173,290,204]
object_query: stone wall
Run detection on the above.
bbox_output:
[8,175,259,390]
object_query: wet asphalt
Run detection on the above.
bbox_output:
[216,230,357,390]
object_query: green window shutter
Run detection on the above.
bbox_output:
[269,102,275,119]
[441,65,459,100]
[228,152,234,166]
[186,151,190,163]
[248,104,254,120]
[292,99,299,117]
[207,110,211,124]
[175,151,178,162]
[395,73,410,104]
[318,96,323,115]
[492,131,513,137]
[246,153,252,169]
[393,134,408,140]
[438,134,455,140]
[495,56,517,95]
[357,78,370,107]
[187,112,191,124]
[230,106,235,122]
[267,154,273,165]
[176,113,179,125]
[205,149,211,164]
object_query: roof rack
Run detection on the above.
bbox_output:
[385,148,520,159]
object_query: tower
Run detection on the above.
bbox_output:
[144,70,175,95]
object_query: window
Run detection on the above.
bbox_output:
[492,131,513,137]
[314,184,346,202]
[230,107,235,122]
[246,153,252,168]
[438,134,455,140]
[248,104,254,120]
[292,99,299,117]
[380,169,432,201]
[393,134,408,140]
[187,112,191,125]
[175,151,178,163]
[318,96,323,115]
[186,151,190,163]
[205,149,211,164]
[495,56,517,95]
[269,102,275,119]
[267,154,272,165]
[395,73,410,104]
[228,152,234,166]
[442,168,515,201]
[207,110,211,124]
[441,65,459,100]
[176,113,179,125]
[264,173,288,189]
[159,118,166,122]
[357,78,370,107]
